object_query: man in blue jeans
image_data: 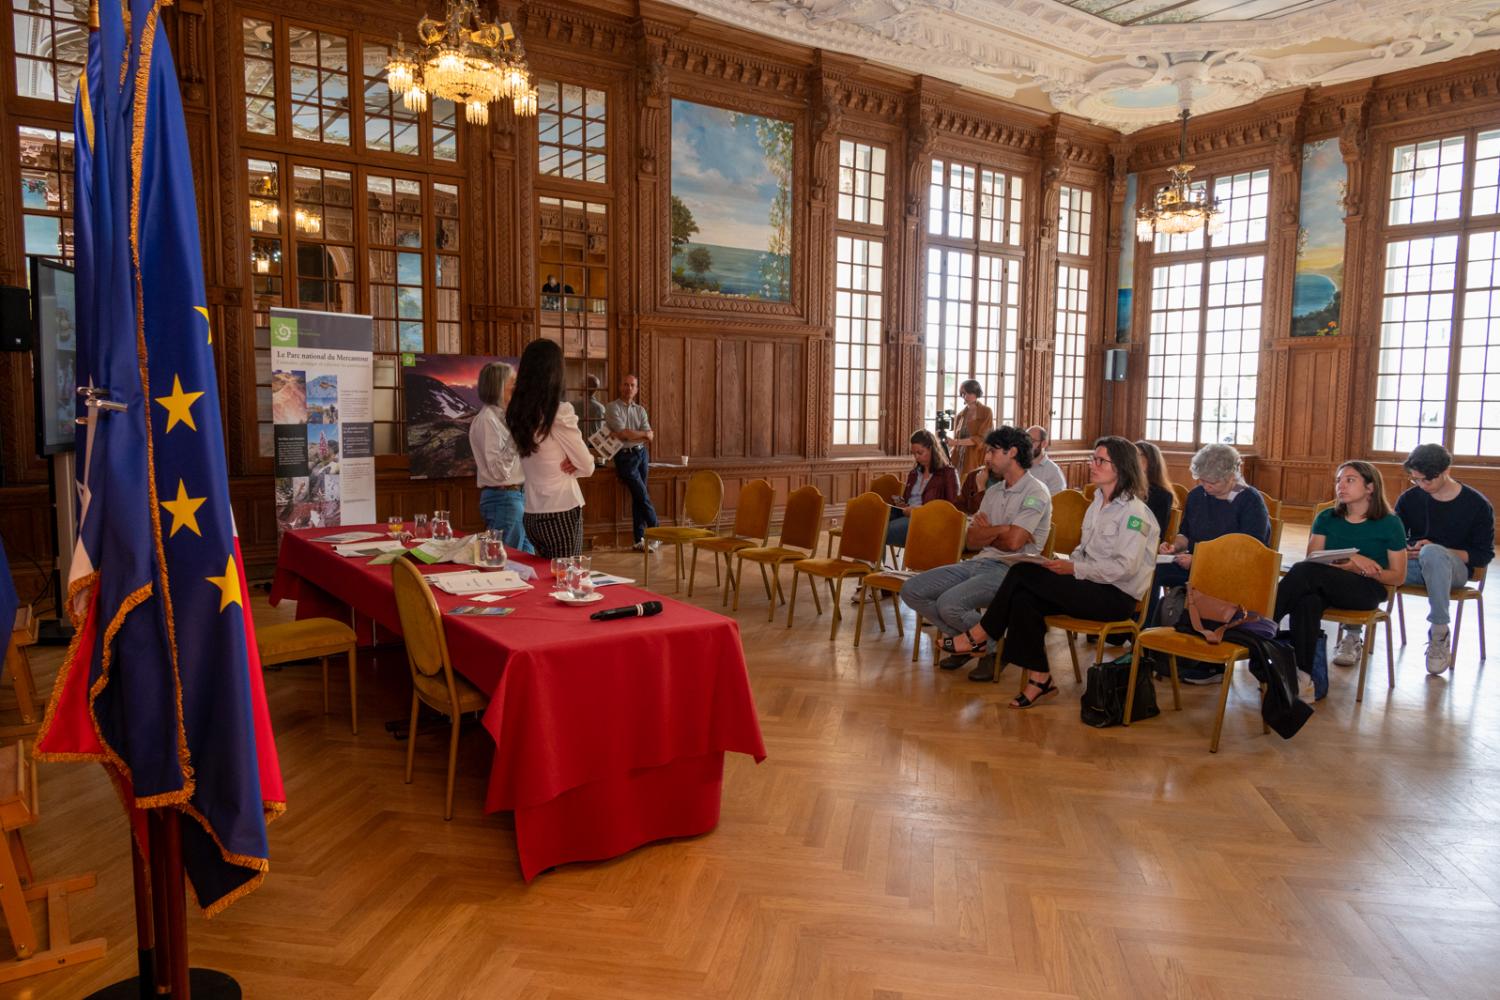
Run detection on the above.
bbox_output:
[1394,443,1495,675]
[606,374,660,551]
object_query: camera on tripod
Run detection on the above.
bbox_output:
[933,409,954,459]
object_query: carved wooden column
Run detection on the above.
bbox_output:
[630,23,672,395]
[1337,94,1373,460]
[805,62,844,461]
[1261,108,1305,461]
[893,90,936,453]
[1101,141,1132,439]
[1022,127,1062,427]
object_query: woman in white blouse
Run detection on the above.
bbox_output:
[469,361,534,554]
[504,339,595,558]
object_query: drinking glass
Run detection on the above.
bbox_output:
[551,557,570,593]
[481,530,506,567]
[413,513,430,539]
[431,510,452,541]
[569,555,594,599]
[386,515,404,538]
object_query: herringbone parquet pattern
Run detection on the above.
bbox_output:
[7,524,1500,999]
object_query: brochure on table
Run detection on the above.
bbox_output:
[269,308,376,534]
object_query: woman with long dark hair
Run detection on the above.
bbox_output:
[505,339,595,558]
[887,428,959,547]
[941,436,1160,701]
[1134,439,1175,538]
[1274,460,1407,698]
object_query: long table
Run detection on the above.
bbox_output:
[268,526,766,879]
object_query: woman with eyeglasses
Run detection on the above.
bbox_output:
[941,436,1159,707]
[1274,460,1407,699]
[886,428,959,547]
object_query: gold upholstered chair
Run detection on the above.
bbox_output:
[645,470,724,593]
[1128,533,1280,752]
[732,485,826,621]
[855,499,965,649]
[689,479,774,602]
[257,617,360,733]
[1310,500,1396,702]
[390,558,487,821]
[826,473,904,558]
[788,492,890,641]
[1048,489,1090,558]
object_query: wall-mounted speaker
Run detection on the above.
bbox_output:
[1104,348,1128,382]
[0,286,30,352]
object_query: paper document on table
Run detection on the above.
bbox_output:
[334,540,408,558]
[316,531,387,545]
[410,536,476,565]
[427,571,531,595]
[588,571,634,587]
[1307,547,1359,563]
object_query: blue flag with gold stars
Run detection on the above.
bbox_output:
[39,0,285,916]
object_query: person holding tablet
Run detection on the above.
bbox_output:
[885,429,958,548]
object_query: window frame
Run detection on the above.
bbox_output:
[830,138,889,455]
[1050,183,1096,447]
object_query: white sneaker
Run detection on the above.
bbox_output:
[1332,630,1363,667]
[1426,629,1452,675]
[648,539,661,552]
[631,540,646,552]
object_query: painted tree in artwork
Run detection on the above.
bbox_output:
[670,195,699,257]
[686,246,713,280]
[732,113,793,300]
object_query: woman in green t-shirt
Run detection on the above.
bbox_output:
[1274,461,1408,698]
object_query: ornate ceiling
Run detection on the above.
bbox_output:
[662,0,1500,131]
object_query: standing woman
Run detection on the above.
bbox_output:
[1134,439,1176,538]
[941,436,1159,699]
[949,380,994,481]
[505,339,595,558]
[887,429,959,548]
[1274,461,1407,698]
[470,361,534,554]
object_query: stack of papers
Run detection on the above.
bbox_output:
[317,531,387,545]
[994,553,1052,566]
[1307,547,1359,563]
[427,571,531,596]
[333,539,408,558]
[588,571,634,587]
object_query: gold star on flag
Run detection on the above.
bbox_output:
[194,305,212,345]
[155,375,204,433]
[161,479,206,538]
[206,556,243,612]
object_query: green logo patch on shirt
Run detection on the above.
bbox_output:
[1022,496,1042,510]
[1127,515,1145,533]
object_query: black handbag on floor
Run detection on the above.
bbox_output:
[1080,657,1160,728]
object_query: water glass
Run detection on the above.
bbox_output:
[481,530,506,567]
[386,515,404,538]
[551,557,570,593]
[568,555,594,599]
[431,510,453,541]
[413,513,430,539]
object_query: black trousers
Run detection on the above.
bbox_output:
[1273,561,1387,674]
[977,563,1137,675]
[523,507,584,559]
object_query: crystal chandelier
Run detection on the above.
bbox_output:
[249,175,279,230]
[1136,109,1221,242]
[385,1,538,126]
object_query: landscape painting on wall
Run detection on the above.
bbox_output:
[670,99,793,302]
[1292,140,1347,337]
[402,354,488,480]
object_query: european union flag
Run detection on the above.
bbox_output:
[39,0,285,916]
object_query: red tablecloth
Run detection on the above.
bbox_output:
[269,526,766,878]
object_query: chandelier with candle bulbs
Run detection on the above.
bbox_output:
[1136,109,1221,243]
[384,1,537,126]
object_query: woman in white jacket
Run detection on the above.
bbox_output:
[504,339,595,558]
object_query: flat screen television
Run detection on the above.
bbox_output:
[30,257,76,457]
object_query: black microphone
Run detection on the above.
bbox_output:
[590,600,664,621]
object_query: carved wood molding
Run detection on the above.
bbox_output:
[661,40,807,99]
[642,316,830,338]
[1127,93,1305,172]
[517,2,636,61]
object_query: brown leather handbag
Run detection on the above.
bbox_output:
[1185,587,1262,644]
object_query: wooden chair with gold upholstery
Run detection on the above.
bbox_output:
[788,492,890,641]
[390,558,487,821]
[1258,491,1285,551]
[257,617,360,733]
[1127,533,1281,752]
[1310,500,1396,702]
[1039,506,1182,686]
[1082,482,1097,502]
[1172,482,1190,510]
[1394,564,1487,666]
[826,473,903,558]
[3,609,38,725]
[733,485,826,621]
[644,470,724,593]
[0,731,105,985]
[855,500,965,649]
[1048,489,1090,558]
[689,479,774,601]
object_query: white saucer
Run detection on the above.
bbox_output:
[550,590,604,605]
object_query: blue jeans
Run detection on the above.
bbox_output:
[886,512,910,548]
[1404,544,1472,626]
[614,447,659,542]
[899,558,1010,636]
[479,487,534,555]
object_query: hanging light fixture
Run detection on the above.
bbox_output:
[1136,108,1222,243]
[385,1,538,127]
[248,174,279,230]
[294,207,321,234]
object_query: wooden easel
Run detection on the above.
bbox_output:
[3,607,40,725]
[0,731,106,985]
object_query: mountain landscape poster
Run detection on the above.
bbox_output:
[403,354,503,480]
[670,99,793,302]
[1292,139,1347,336]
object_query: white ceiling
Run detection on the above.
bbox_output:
[663,0,1500,130]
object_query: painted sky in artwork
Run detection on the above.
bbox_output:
[1297,139,1347,277]
[671,100,789,253]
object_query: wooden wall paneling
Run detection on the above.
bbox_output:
[775,340,804,457]
[719,338,747,458]
[1282,340,1348,463]
[650,333,686,460]
[748,340,776,458]
[687,337,716,459]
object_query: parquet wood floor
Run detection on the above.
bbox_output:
[6,524,1500,999]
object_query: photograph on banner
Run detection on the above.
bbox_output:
[403,353,517,480]
[270,308,375,532]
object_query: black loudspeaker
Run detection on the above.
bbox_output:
[1104,348,1128,382]
[0,285,30,351]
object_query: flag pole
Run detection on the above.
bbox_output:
[130,825,155,1000]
